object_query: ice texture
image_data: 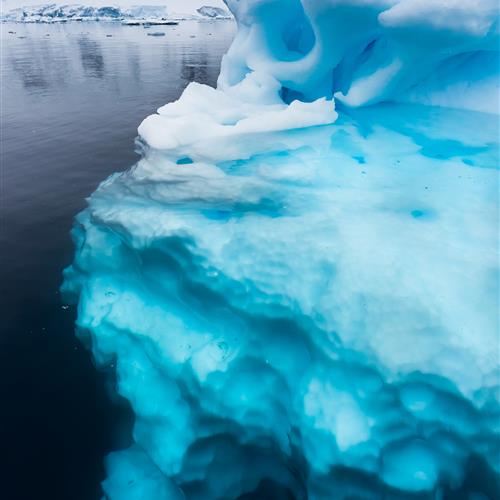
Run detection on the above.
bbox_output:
[62,0,500,498]
[219,0,499,113]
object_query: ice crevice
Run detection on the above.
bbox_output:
[63,0,499,498]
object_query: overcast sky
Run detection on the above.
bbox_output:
[2,0,227,11]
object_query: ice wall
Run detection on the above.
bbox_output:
[63,1,500,499]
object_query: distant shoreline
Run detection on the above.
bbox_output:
[1,4,233,23]
[1,18,234,23]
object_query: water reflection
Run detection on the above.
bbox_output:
[1,19,235,500]
[7,35,73,91]
[78,36,105,78]
[10,55,49,89]
[127,45,141,84]
[181,53,209,83]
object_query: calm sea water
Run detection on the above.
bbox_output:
[0,20,235,500]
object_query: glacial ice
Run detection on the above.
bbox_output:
[62,0,499,498]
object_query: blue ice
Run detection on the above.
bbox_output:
[63,0,500,498]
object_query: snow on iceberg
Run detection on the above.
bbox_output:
[62,0,500,499]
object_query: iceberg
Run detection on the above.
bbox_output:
[62,0,500,498]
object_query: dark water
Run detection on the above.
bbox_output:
[0,20,235,500]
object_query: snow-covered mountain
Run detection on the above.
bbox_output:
[1,3,232,22]
[196,6,229,18]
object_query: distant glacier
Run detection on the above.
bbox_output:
[1,4,233,23]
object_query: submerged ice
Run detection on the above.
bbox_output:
[62,0,499,498]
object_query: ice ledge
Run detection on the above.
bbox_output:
[138,82,338,152]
